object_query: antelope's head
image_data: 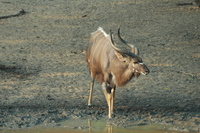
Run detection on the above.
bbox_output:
[110,27,149,76]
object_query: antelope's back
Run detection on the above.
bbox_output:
[86,28,112,83]
[86,30,104,62]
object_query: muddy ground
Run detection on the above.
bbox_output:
[0,0,199,132]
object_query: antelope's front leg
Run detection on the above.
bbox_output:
[102,82,112,118]
[111,88,115,114]
[102,82,109,105]
[107,92,112,118]
[107,85,115,118]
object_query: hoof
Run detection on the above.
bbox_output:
[88,104,92,107]
[107,116,112,120]
[108,115,112,119]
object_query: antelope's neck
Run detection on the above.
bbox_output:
[112,67,134,87]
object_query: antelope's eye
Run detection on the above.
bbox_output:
[134,62,138,64]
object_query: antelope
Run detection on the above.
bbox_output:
[86,26,149,118]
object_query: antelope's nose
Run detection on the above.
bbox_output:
[145,70,150,75]
[145,69,150,75]
[141,64,149,75]
[141,71,149,75]
[143,68,150,75]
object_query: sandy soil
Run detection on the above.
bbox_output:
[0,0,200,132]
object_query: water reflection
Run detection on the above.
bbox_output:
[88,119,113,133]
[1,118,192,133]
[104,124,113,133]
[87,119,190,133]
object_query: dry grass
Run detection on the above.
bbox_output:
[149,63,175,67]
[40,72,82,77]
[192,53,200,58]
[0,39,28,45]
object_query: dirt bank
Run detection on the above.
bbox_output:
[0,0,199,132]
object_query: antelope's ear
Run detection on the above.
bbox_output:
[115,51,126,62]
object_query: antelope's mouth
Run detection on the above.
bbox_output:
[141,71,149,75]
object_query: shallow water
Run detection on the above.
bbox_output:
[1,119,191,133]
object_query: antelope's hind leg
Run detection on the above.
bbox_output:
[88,79,94,106]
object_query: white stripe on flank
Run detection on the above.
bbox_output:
[91,35,107,62]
